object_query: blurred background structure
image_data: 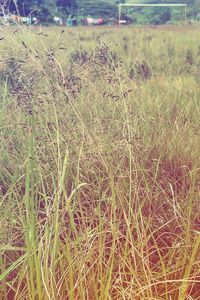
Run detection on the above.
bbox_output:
[0,0,199,26]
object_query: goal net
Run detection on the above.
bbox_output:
[118,3,187,25]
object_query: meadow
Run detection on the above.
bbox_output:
[0,25,200,299]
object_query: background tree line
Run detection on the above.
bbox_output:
[1,0,199,24]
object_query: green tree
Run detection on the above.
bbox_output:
[17,0,38,15]
[77,0,117,18]
[56,0,77,17]
[37,0,57,21]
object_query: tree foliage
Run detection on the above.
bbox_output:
[76,0,118,18]
[1,0,199,23]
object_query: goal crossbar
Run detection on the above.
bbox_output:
[118,3,187,25]
[119,4,187,7]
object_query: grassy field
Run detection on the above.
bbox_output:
[0,25,200,299]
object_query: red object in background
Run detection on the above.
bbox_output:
[98,18,103,25]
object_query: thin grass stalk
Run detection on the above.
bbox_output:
[178,232,200,300]
[25,111,42,300]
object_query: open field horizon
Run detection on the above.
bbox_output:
[0,25,200,299]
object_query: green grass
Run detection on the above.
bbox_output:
[0,25,200,299]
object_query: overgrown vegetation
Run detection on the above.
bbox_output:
[0,25,200,299]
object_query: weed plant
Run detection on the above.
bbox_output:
[0,25,200,299]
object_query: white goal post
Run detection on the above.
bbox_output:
[118,3,187,25]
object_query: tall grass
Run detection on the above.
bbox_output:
[0,25,200,299]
